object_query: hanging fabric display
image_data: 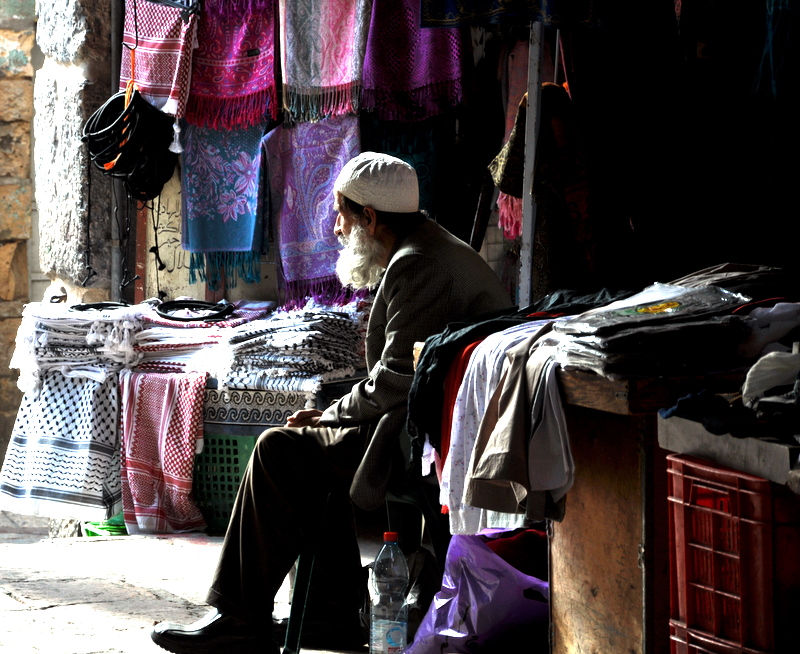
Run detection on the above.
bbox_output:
[185,0,279,129]
[118,0,199,120]
[488,93,527,240]
[181,122,269,291]
[264,114,360,305]
[119,370,208,534]
[279,0,372,123]
[361,0,472,122]
[0,371,122,521]
[420,0,604,28]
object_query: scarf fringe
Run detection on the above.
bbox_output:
[361,76,467,122]
[189,251,262,292]
[497,192,523,241]
[282,82,361,124]
[280,275,368,309]
[185,87,278,130]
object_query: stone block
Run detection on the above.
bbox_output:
[35,0,111,72]
[0,1,35,30]
[0,316,22,371]
[0,241,27,301]
[0,180,32,239]
[0,376,23,411]
[0,29,33,77]
[0,120,31,178]
[1,78,33,121]
[0,300,24,319]
[34,59,111,289]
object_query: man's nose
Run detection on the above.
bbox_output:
[333,215,343,236]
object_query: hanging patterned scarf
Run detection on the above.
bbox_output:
[185,0,278,129]
[118,0,198,119]
[119,370,208,534]
[279,0,372,122]
[0,371,122,521]
[419,0,604,28]
[361,0,471,122]
[264,114,360,305]
[181,122,268,291]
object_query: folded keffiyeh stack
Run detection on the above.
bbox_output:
[222,300,366,393]
[10,303,145,394]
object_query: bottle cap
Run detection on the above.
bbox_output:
[383,531,399,542]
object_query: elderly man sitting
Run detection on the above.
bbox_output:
[151,152,512,654]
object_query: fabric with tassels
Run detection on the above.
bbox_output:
[264,114,360,306]
[185,0,278,129]
[118,0,198,119]
[180,122,269,291]
[361,0,472,122]
[279,0,372,123]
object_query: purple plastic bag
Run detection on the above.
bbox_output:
[405,534,550,653]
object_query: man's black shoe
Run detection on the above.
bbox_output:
[151,608,278,654]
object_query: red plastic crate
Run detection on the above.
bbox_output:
[667,454,800,653]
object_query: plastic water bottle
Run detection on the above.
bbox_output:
[370,531,409,654]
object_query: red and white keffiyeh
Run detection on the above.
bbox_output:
[119,370,208,534]
[119,0,199,118]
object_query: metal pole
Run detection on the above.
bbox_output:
[518,21,544,308]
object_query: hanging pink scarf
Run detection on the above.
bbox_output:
[185,0,278,129]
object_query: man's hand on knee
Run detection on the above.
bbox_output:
[285,409,323,428]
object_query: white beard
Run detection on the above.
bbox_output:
[335,221,387,290]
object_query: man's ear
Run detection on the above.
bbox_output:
[362,206,378,235]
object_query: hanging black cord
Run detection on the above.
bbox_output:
[115,181,140,293]
[149,194,168,300]
[81,149,97,287]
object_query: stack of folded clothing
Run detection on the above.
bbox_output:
[552,283,754,379]
[222,299,367,394]
[10,302,144,394]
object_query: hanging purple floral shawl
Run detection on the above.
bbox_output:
[185,0,278,129]
[279,0,372,122]
[181,122,268,291]
[361,0,471,122]
[264,115,360,305]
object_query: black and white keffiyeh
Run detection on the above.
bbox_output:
[0,371,122,520]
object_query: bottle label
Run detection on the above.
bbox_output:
[370,619,407,654]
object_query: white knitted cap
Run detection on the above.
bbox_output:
[334,152,419,213]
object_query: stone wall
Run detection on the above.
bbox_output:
[0,1,35,462]
[34,0,112,296]
[0,1,114,463]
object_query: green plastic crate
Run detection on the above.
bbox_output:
[193,433,259,534]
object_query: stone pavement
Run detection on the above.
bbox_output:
[0,511,381,654]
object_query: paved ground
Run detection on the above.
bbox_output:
[0,511,381,654]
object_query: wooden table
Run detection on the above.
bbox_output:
[549,369,742,654]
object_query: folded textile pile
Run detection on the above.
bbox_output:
[223,299,367,394]
[552,283,754,379]
[10,302,145,394]
[130,300,277,374]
